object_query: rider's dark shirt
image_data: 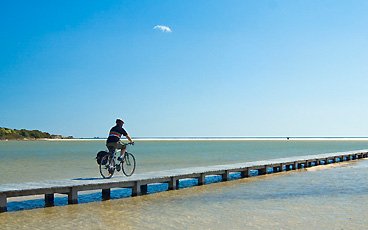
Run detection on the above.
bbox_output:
[106,125,127,143]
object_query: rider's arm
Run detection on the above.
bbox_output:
[125,134,134,144]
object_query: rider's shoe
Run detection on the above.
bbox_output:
[117,156,123,162]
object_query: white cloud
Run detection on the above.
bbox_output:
[153,25,172,33]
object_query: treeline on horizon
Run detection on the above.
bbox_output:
[0,127,72,140]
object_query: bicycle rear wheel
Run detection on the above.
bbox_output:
[122,152,136,176]
[99,154,115,179]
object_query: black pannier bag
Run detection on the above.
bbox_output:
[96,151,109,164]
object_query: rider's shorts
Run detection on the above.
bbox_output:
[106,141,125,153]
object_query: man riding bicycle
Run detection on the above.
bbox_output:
[106,118,134,161]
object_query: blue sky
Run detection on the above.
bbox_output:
[1,0,368,138]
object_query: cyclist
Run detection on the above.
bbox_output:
[106,118,134,161]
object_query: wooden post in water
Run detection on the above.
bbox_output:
[132,182,141,196]
[240,168,249,178]
[0,194,6,213]
[102,189,111,200]
[132,182,148,196]
[1,149,367,212]
[176,179,180,189]
[141,184,148,195]
[258,167,267,175]
[45,193,55,207]
[198,174,206,185]
[169,177,177,190]
[68,188,78,204]
[222,171,230,181]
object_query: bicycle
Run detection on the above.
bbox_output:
[99,143,136,179]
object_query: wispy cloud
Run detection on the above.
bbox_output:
[153,25,172,33]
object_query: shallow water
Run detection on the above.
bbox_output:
[1,160,367,229]
[0,140,368,229]
[1,140,368,183]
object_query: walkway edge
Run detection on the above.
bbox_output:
[1,149,367,212]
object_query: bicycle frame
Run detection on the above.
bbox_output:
[99,142,135,178]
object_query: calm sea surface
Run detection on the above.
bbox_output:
[0,140,368,229]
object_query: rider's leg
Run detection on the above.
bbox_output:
[106,142,117,166]
[106,142,117,155]
[120,145,127,158]
[117,142,126,160]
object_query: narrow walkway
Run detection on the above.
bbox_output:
[1,149,367,212]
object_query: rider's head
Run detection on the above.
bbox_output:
[116,118,124,126]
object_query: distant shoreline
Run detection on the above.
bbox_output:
[3,137,368,142]
[0,138,73,142]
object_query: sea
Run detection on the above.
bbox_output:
[0,139,368,229]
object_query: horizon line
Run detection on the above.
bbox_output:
[77,136,368,139]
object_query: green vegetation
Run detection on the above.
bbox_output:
[0,127,70,140]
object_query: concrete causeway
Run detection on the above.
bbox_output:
[1,149,368,212]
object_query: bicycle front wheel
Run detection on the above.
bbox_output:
[99,154,115,179]
[122,152,136,176]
